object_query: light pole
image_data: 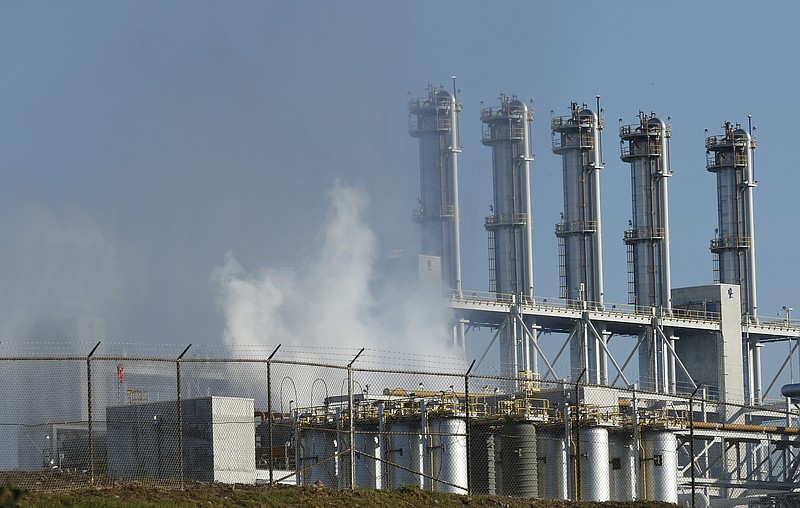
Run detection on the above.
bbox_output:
[785,307,795,383]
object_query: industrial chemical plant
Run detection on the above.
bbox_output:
[398,84,800,505]
[8,84,800,508]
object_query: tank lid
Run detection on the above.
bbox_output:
[781,383,800,398]
[509,98,527,110]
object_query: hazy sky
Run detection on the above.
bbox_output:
[3,2,800,380]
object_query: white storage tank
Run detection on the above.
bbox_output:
[299,426,337,487]
[386,418,424,488]
[537,427,569,499]
[608,431,636,501]
[579,426,610,501]
[643,429,678,503]
[429,417,468,494]
[357,422,383,489]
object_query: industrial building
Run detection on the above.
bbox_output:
[402,86,800,505]
[106,396,256,484]
[4,86,799,508]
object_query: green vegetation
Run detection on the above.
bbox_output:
[9,483,680,508]
[1,484,24,508]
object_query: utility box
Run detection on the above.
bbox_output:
[106,396,255,484]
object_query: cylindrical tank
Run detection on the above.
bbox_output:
[299,426,338,487]
[468,423,497,495]
[353,421,382,489]
[552,102,607,384]
[409,86,463,294]
[497,421,538,497]
[536,427,569,499]
[552,103,604,306]
[386,418,424,488]
[707,122,760,403]
[579,426,610,501]
[706,122,757,319]
[643,430,678,503]
[608,431,636,501]
[620,112,673,393]
[481,94,535,380]
[429,417,468,494]
[482,96,534,300]
[619,113,672,311]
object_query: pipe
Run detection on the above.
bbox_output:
[660,122,672,310]
[450,91,463,298]
[744,129,758,318]
[690,421,800,435]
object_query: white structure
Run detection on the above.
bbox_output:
[107,396,255,484]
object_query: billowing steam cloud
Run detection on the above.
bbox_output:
[212,181,461,365]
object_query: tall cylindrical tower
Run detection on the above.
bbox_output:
[620,113,672,311]
[482,95,534,300]
[552,102,607,384]
[552,102,605,306]
[706,121,760,403]
[409,85,463,295]
[706,122,758,319]
[482,94,535,382]
[620,112,674,393]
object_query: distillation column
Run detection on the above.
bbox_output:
[620,113,674,393]
[552,102,607,383]
[482,95,535,382]
[409,86,464,296]
[706,122,759,402]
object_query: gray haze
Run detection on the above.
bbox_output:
[0,2,416,343]
[4,1,800,385]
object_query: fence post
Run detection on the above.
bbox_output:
[347,348,364,490]
[86,341,101,486]
[266,345,281,486]
[176,344,192,490]
[689,383,703,508]
[464,359,475,496]
[574,368,586,501]
[630,384,641,500]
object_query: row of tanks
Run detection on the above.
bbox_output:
[271,387,682,502]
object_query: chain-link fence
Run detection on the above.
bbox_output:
[0,342,798,506]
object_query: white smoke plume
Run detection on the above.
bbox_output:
[212,181,462,367]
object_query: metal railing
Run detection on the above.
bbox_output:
[481,123,526,143]
[705,151,749,169]
[447,290,721,324]
[620,142,664,158]
[484,212,528,228]
[624,227,666,242]
[555,220,598,235]
[710,235,752,251]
